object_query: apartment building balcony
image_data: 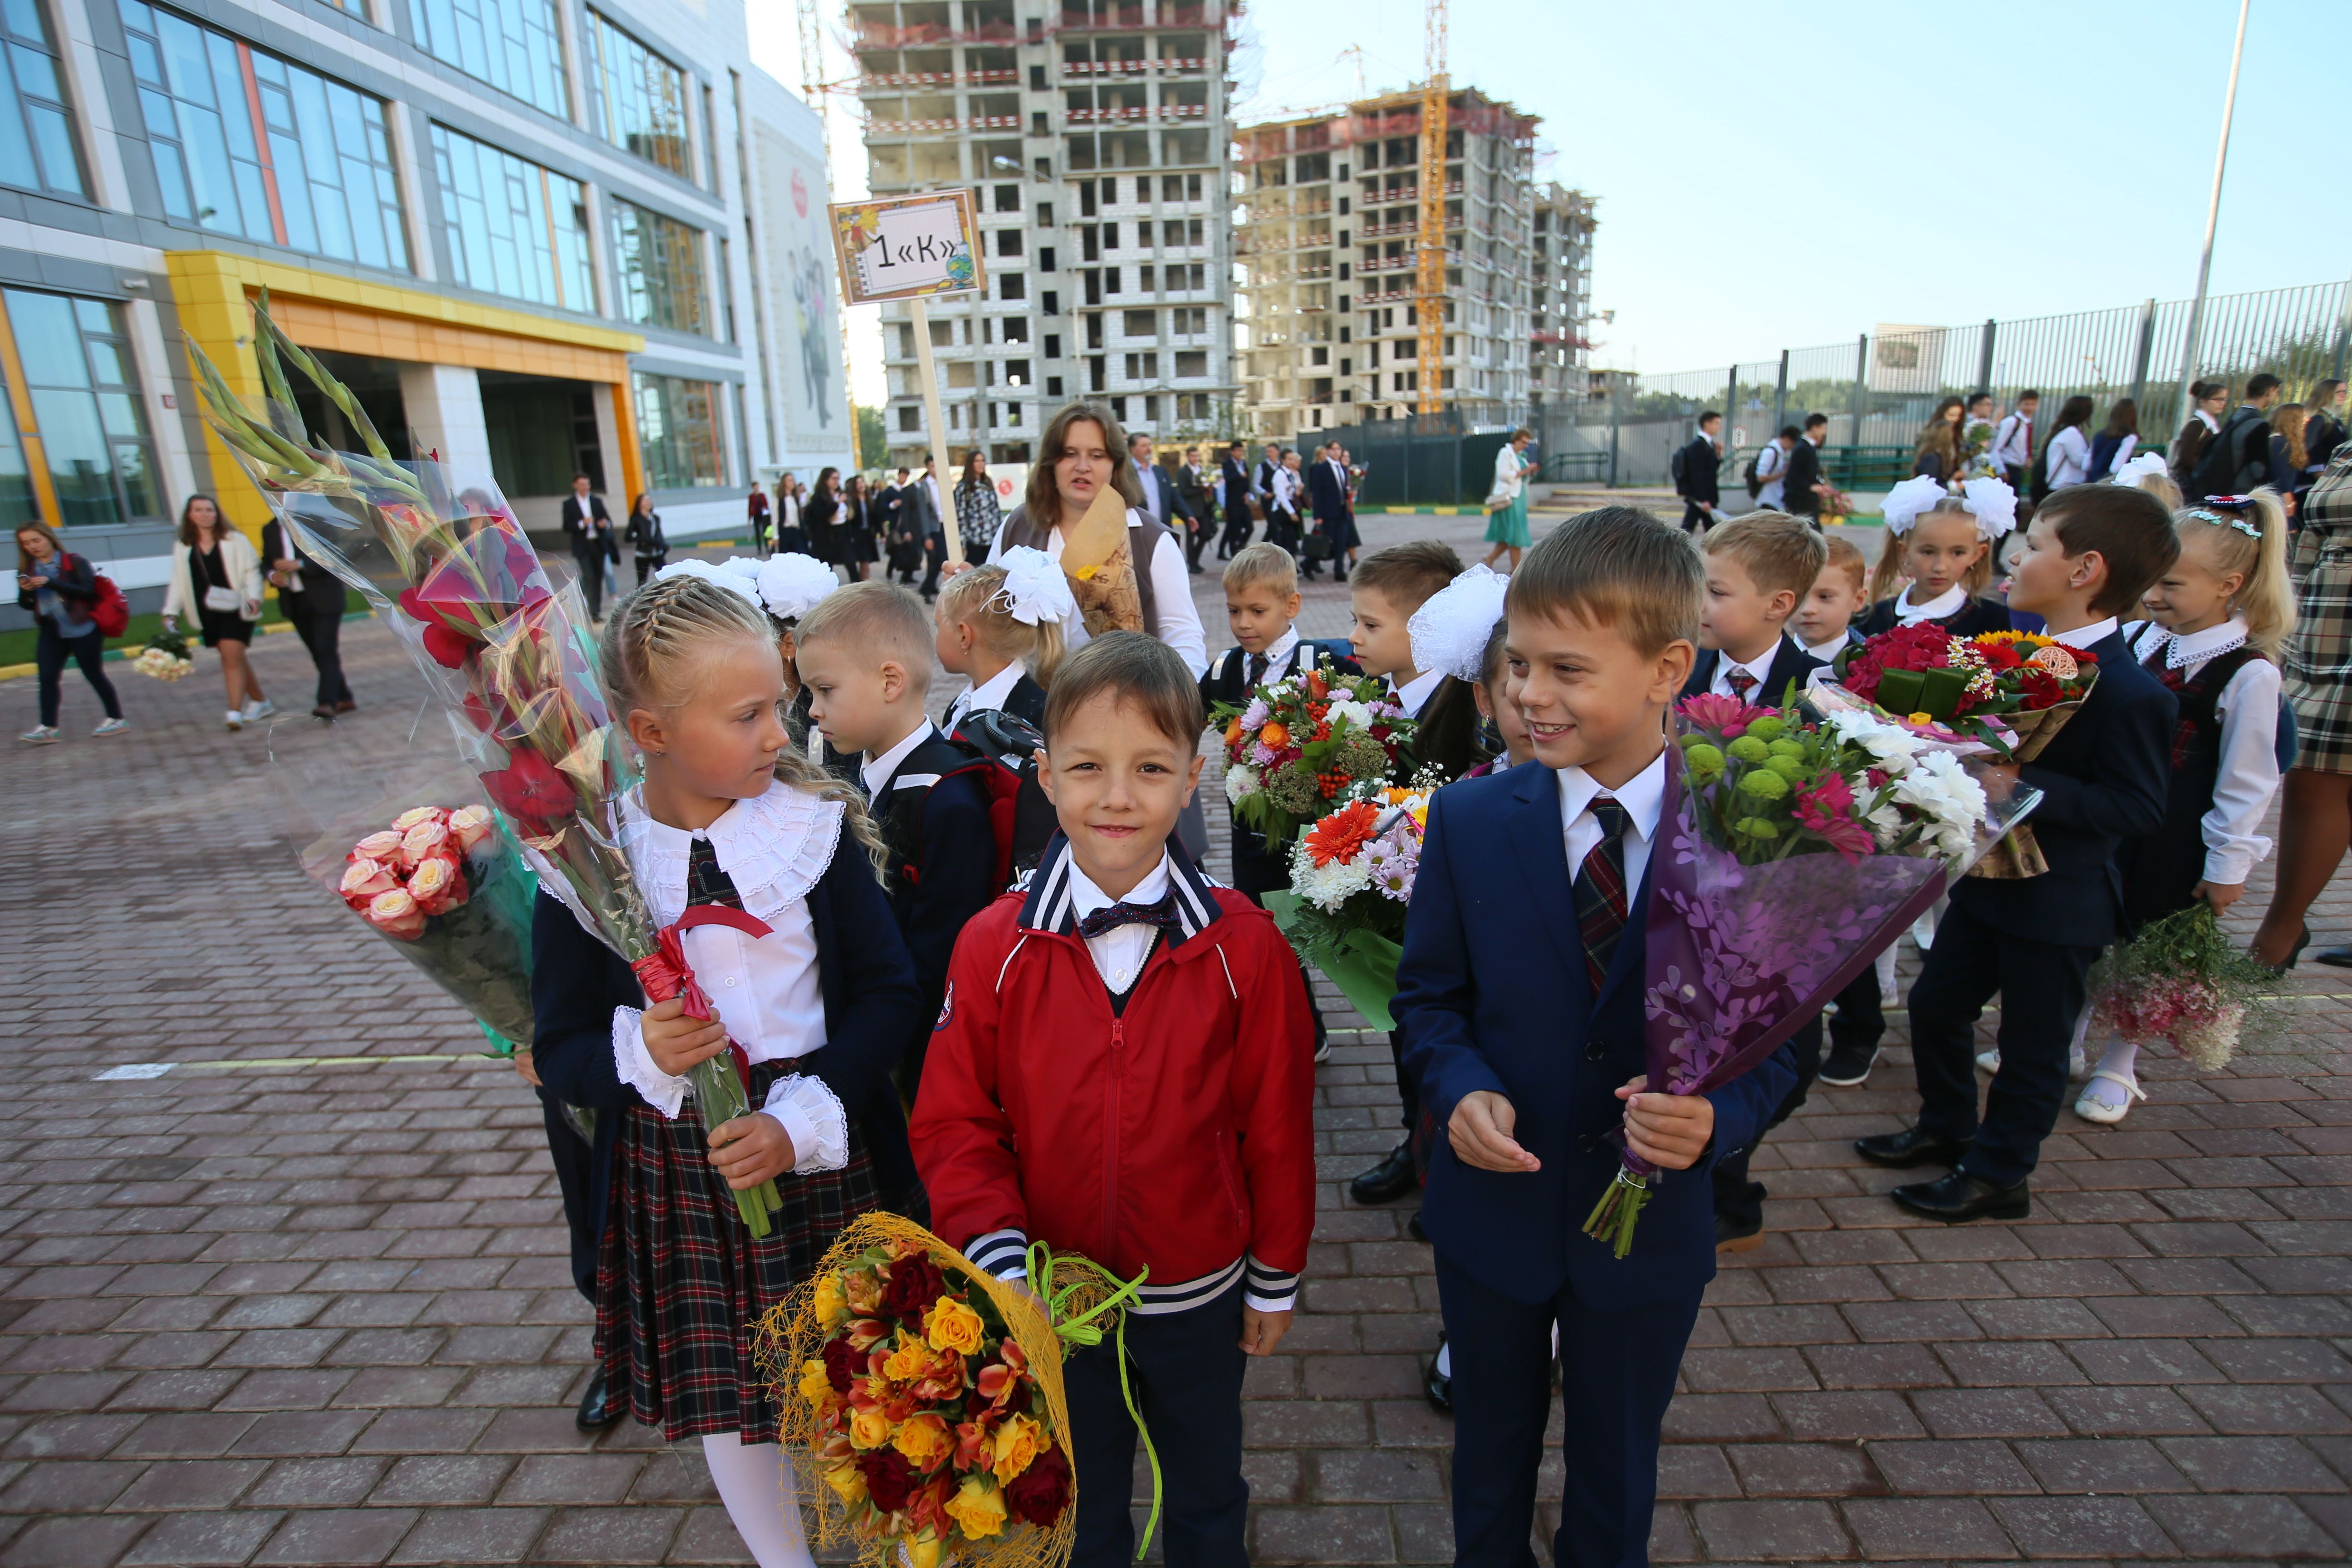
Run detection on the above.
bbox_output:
[1065,103,1210,122]
[867,113,1024,134]
[1058,2,1220,30]
[860,68,1019,88]
[850,18,1020,50]
[1359,179,1465,207]
[1061,56,1209,76]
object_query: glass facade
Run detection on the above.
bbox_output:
[633,371,722,489]
[587,11,691,181]
[4,291,162,525]
[122,0,407,271]
[431,124,594,313]
[407,0,568,120]
[611,197,706,335]
[0,0,85,198]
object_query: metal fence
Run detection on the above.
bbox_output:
[1529,277,2351,492]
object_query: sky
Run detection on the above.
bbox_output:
[747,0,2346,404]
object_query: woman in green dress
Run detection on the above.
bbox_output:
[1481,428,1535,570]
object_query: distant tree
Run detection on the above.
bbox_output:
[854,403,887,471]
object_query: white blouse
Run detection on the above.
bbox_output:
[2127,617,2280,886]
[607,781,852,1171]
[1892,583,1968,624]
[2045,425,2092,490]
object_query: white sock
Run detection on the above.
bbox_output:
[701,1434,815,1568]
[2085,1040,2140,1107]
[1874,945,1898,999]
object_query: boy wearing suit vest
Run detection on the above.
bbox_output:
[1395,508,1799,1568]
[1680,511,1833,1249]
[795,581,997,1096]
[1200,543,1358,1062]
[1859,485,2179,1220]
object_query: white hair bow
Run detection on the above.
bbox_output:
[1407,564,1510,684]
[991,546,1077,626]
[755,554,840,623]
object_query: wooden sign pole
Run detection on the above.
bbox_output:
[908,295,962,565]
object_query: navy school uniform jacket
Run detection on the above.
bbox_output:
[1680,638,1827,709]
[998,673,1047,730]
[875,735,1000,1029]
[1392,764,1799,1308]
[1857,594,2014,639]
[1200,637,1362,895]
[529,848,929,1210]
[1949,625,2175,948]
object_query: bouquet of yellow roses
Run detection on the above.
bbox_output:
[761,1215,1147,1568]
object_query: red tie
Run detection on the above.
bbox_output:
[1727,668,1758,700]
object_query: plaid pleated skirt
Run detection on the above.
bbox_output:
[2287,452,2352,773]
[597,1061,882,1444]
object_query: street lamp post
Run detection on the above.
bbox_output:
[2173,0,2251,428]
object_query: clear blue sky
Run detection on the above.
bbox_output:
[750,0,2346,402]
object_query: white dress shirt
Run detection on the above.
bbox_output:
[1271,464,1301,515]
[1755,442,1788,510]
[1803,631,1857,662]
[2105,432,2140,475]
[1557,748,1668,902]
[986,510,1209,676]
[1133,458,1165,524]
[605,783,849,1171]
[2129,617,2280,885]
[1892,583,1969,625]
[861,718,938,802]
[2045,425,2092,490]
[1392,667,1446,718]
[1992,412,2035,470]
[2048,615,2118,652]
[946,662,1027,729]
[1710,640,1785,700]
[1066,850,1171,994]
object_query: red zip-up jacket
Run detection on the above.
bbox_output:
[908,837,1316,1313]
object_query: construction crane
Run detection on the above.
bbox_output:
[1414,0,1448,416]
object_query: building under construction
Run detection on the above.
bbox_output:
[1530,183,1600,407]
[1236,88,1585,441]
[850,0,1243,466]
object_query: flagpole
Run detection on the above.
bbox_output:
[2173,0,2251,427]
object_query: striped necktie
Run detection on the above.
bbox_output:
[1573,797,1631,992]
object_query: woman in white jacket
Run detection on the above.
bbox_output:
[161,494,273,729]
[1480,428,1535,571]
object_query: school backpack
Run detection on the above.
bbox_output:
[1669,441,1688,490]
[68,554,129,638]
[2191,407,2271,500]
[899,708,1056,893]
[1742,455,1762,499]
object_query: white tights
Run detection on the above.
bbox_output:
[701,1433,816,1568]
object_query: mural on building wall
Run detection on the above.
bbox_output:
[758,124,842,446]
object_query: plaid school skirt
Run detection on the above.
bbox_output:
[598,1062,885,1445]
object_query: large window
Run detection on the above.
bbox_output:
[587,12,691,181]
[3,291,162,525]
[0,0,85,197]
[408,0,568,119]
[611,198,706,335]
[633,372,723,489]
[122,0,407,271]
[431,125,593,312]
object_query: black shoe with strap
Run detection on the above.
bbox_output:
[1890,1170,2031,1223]
[1854,1126,1975,1170]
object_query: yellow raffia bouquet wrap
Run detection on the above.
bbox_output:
[1056,482,1144,637]
[755,1214,1154,1568]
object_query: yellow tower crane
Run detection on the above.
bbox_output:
[1413,0,1449,416]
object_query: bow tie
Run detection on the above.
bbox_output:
[1076,893,1185,941]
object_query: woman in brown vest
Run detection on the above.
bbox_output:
[985,402,1211,857]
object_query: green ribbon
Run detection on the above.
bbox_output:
[1024,1242,1161,1559]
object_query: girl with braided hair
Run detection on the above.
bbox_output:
[529,573,923,1567]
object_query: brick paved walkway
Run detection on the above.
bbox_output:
[1,509,2346,1566]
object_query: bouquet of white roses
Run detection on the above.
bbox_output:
[132,623,194,681]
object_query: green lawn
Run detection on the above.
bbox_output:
[0,601,300,671]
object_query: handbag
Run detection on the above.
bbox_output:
[203,585,242,613]
[1303,529,1335,562]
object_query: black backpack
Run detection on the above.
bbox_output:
[2192,407,2271,499]
[945,708,1058,887]
[1669,441,1688,490]
[1742,455,1762,499]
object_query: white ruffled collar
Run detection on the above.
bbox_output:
[1895,583,1968,623]
[2148,616,2250,671]
[622,780,845,929]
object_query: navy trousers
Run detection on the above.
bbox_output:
[1437,1251,1700,1568]
[1065,1279,1249,1568]
[1710,1014,1823,1230]
[537,1090,600,1304]
[1825,966,1885,1061]
[1906,902,2097,1188]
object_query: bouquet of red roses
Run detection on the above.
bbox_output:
[192,294,778,1235]
[761,1215,1147,1568]
[1832,626,2097,876]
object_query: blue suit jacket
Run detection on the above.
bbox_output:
[1950,626,2175,946]
[1308,459,1349,524]
[1394,764,1798,1308]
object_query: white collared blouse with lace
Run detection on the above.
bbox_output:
[607,780,853,1172]
[2127,617,2282,885]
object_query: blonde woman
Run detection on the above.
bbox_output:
[161,494,272,729]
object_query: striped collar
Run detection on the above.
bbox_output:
[1019,832,1223,942]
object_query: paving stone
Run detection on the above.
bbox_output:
[1986,1496,2179,1559]
[1251,1504,1400,1562]
[1838,1497,2017,1560]
[2139,1494,2342,1560]
[387,1506,549,1565]
[529,1504,684,1563]
[0,1513,154,1568]
[1689,1499,1854,1560]
[2156,1437,2347,1494]
[251,1506,419,1566]
[1867,1439,2041,1496]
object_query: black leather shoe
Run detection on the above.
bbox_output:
[1715,1212,1764,1252]
[1406,1210,1427,1244]
[1890,1170,2031,1223]
[1424,1335,1451,1414]
[1855,1126,1975,1169]
[575,1367,623,1431]
[1350,1142,1417,1205]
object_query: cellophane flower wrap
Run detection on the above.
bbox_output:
[757,1214,1148,1568]
[190,294,779,1235]
[2089,905,2283,1073]
[1583,693,2045,1258]
[1833,626,2098,878]
[282,760,537,1053]
[1210,658,1414,861]
[1261,788,1429,1032]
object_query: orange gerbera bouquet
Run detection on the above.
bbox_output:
[761,1215,1147,1568]
[1211,659,1413,860]
[1260,787,1431,1032]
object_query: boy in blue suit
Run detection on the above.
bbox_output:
[1859,484,2178,1220]
[1394,508,1799,1568]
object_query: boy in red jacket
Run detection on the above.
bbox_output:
[911,631,1316,1568]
